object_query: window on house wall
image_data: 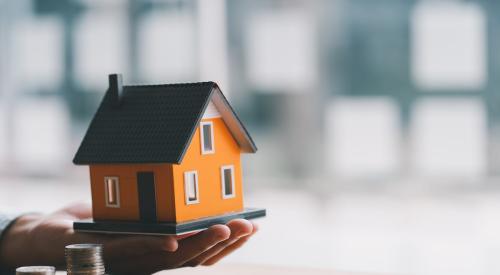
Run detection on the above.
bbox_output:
[200,121,215,154]
[184,171,199,204]
[104,177,120,207]
[221,165,235,198]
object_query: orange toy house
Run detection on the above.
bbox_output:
[73,74,265,235]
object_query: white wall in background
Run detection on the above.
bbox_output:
[139,10,196,83]
[411,1,486,90]
[246,10,317,92]
[410,98,486,177]
[12,98,70,174]
[325,97,401,178]
[75,11,127,90]
[13,18,62,90]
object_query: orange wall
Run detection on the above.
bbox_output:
[172,117,244,222]
[89,163,175,222]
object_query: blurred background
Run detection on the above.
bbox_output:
[1,0,500,274]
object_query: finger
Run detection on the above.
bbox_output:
[202,221,259,266]
[202,235,251,266]
[184,219,253,267]
[169,224,230,268]
[106,225,231,274]
[103,235,178,259]
[52,202,93,220]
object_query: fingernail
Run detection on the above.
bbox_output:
[165,239,179,252]
[215,232,229,241]
[211,226,230,241]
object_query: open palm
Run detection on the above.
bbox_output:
[0,202,258,275]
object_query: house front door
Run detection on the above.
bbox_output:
[137,172,157,222]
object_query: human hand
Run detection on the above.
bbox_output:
[0,202,258,274]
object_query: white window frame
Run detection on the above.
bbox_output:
[184,171,200,205]
[200,121,215,155]
[220,165,236,199]
[104,176,120,208]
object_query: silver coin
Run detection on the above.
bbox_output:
[65,244,105,275]
[16,266,55,275]
[66,244,102,249]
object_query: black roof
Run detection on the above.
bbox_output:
[73,80,256,164]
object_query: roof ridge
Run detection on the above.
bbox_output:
[124,81,216,89]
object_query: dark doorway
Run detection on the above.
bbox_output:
[137,172,157,222]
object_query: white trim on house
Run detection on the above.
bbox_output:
[200,121,215,155]
[202,100,221,119]
[104,176,120,208]
[220,165,236,199]
[184,170,200,205]
[209,87,256,153]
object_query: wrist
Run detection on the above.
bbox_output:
[0,214,41,268]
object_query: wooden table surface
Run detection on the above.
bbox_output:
[155,264,386,275]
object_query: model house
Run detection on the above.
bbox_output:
[73,74,262,233]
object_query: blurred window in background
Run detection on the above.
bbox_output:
[411,1,486,90]
[410,98,487,178]
[325,97,401,178]
[13,17,63,91]
[245,9,317,93]
[75,10,127,91]
[12,97,69,175]
[139,9,196,83]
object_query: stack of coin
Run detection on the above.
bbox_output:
[65,244,105,275]
[15,266,55,275]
